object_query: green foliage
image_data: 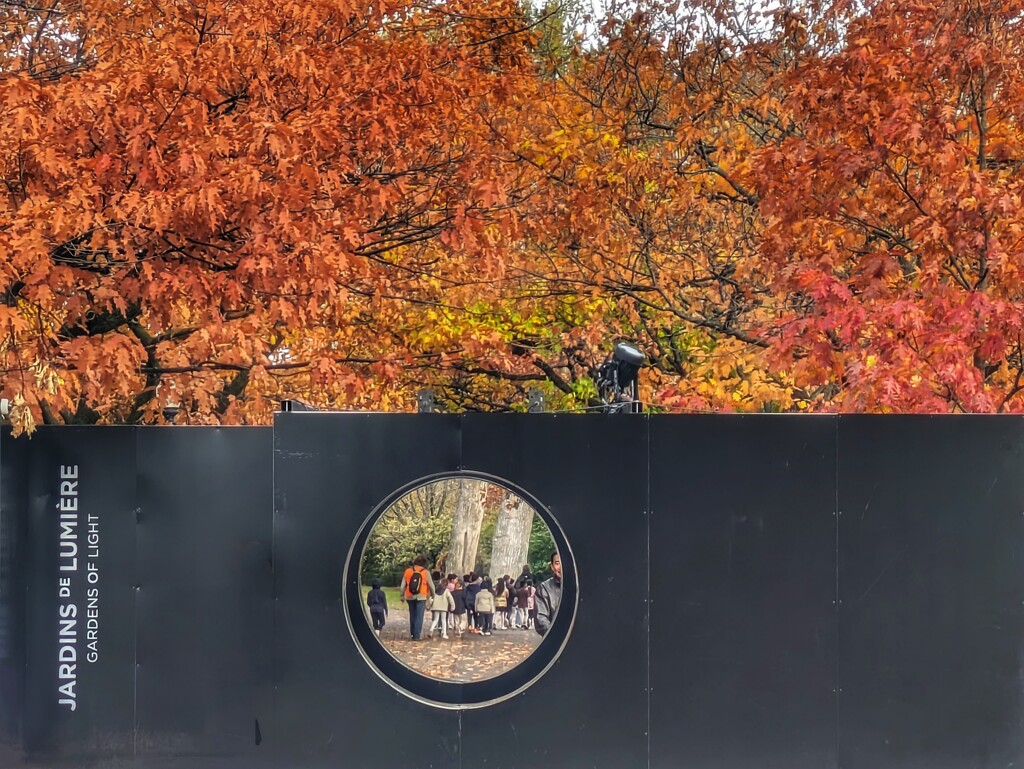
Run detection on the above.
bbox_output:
[477,505,500,575]
[527,519,557,581]
[361,478,558,585]
[359,584,404,610]
[571,377,598,401]
[362,510,452,585]
[361,482,458,586]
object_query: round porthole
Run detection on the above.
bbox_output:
[343,472,576,708]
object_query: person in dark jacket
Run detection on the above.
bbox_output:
[535,552,562,637]
[366,580,388,636]
[465,572,482,633]
[515,565,533,589]
[451,579,468,637]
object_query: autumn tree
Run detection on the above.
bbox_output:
[436,0,1024,414]
[754,0,1024,410]
[441,0,802,412]
[6,0,1024,422]
[0,0,540,430]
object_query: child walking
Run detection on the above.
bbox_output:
[366,580,388,636]
[515,581,531,629]
[446,573,458,630]
[451,579,467,637]
[494,578,508,629]
[465,572,481,633]
[501,575,515,629]
[475,578,496,636]
[429,580,454,639]
[527,580,537,630]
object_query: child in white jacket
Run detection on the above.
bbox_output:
[429,582,455,639]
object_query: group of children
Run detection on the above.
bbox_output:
[367,570,539,640]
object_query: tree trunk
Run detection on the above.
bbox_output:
[489,492,534,580]
[445,478,486,576]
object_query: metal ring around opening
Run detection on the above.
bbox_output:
[342,471,578,709]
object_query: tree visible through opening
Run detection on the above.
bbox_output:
[359,477,559,683]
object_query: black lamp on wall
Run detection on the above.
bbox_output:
[596,343,646,413]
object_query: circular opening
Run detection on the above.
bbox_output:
[343,472,576,708]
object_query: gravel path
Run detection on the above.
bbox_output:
[374,613,542,682]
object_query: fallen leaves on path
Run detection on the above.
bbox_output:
[378,624,541,682]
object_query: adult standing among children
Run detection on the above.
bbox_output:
[535,551,562,637]
[400,555,434,640]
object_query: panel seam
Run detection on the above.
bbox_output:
[646,415,651,769]
[834,417,840,769]
[132,426,139,758]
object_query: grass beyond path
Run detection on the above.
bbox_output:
[360,584,405,611]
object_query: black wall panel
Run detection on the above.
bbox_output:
[270,413,462,769]
[650,415,838,769]
[22,428,137,760]
[459,414,649,769]
[837,416,1024,769]
[0,429,26,758]
[0,415,1021,768]
[134,427,272,763]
